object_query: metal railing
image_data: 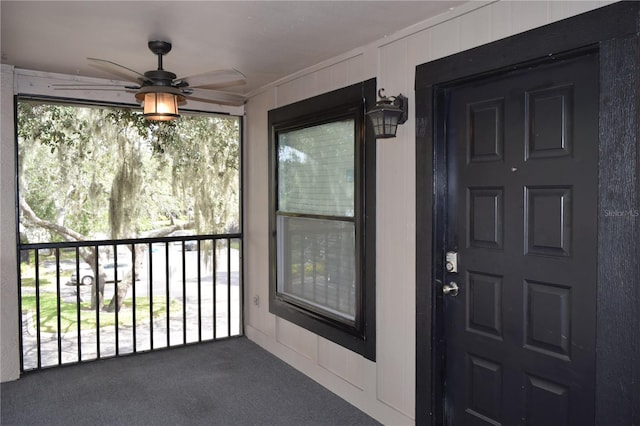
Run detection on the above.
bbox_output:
[18,234,242,372]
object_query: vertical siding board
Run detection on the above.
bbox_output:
[376,38,415,417]
[460,5,493,50]
[315,66,333,95]
[245,90,277,338]
[490,1,512,41]
[549,1,600,22]
[318,337,365,390]
[277,73,317,107]
[0,65,20,381]
[275,318,318,361]
[402,38,418,422]
[511,1,550,34]
[328,59,348,90]
[408,29,433,71]
[430,18,461,60]
[312,55,364,95]
[345,54,366,87]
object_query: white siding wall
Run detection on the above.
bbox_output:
[243,1,613,424]
[1,64,20,382]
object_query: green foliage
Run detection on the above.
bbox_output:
[17,101,240,242]
[17,103,90,153]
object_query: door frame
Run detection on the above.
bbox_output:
[415,3,640,425]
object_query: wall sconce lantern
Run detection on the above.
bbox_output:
[366,89,409,139]
[135,86,185,121]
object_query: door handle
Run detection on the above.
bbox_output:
[443,281,459,297]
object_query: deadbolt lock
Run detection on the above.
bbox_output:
[445,251,458,273]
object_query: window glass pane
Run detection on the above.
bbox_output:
[276,215,355,321]
[278,120,354,217]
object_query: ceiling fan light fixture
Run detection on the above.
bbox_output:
[135,85,185,121]
[143,92,179,121]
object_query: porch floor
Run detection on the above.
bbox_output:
[1,337,379,425]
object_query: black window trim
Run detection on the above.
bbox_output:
[268,79,376,361]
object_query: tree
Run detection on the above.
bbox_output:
[18,101,240,312]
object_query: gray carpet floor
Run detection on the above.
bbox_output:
[1,337,380,426]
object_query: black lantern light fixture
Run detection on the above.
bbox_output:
[134,41,185,121]
[366,89,409,139]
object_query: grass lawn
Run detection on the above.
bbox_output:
[21,261,180,334]
[21,292,181,334]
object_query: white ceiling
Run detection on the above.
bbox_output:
[1,1,466,96]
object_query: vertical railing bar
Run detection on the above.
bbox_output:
[94,245,100,360]
[55,247,62,366]
[131,244,137,353]
[336,233,341,312]
[324,235,329,305]
[227,238,231,337]
[18,249,25,372]
[345,231,349,313]
[282,231,291,298]
[197,241,202,342]
[114,245,119,357]
[75,247,81,362]
[312,237,318,302]
[34,249,41,369]
[300,236,305,296]
[213,239,217,340]
[336,235,342,311]
[238,115,245,338]
[237,238,244,337]
[182,241,186,345]
[348,230,353,316]
[148,242,154,351]
[165,241,170,347]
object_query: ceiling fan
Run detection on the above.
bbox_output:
[54,40,246,120]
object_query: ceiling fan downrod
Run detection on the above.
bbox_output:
[148,40,171,70]
[144,40,176,85]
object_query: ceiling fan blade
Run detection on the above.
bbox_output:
[88,58,151,84]
[183,88,245,106]
[51,87,138,92]
[178,69,246,90]
[51,83,140,90]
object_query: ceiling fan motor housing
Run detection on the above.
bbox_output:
[144,69,177,85]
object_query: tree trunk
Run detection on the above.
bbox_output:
[90,271,107,310]
[103,244,145,312]
[104,280,131,313]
